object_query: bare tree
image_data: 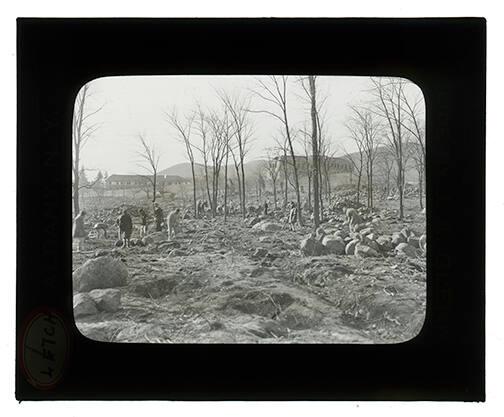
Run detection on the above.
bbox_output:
[135,134,161,203]
[263,149,280,210]
[375,145,396,199]
[218,91,253,219]
[344,117,366,205]
[273,134,290,208]
[72,83,104,215]
[369,77,409,219]
[206,107,232,216]
[229,145,242,213]
[399,86,426,209]
[193,105,213,208]
[250,76,303,225]
[307,76,321,228]
[298,127,313,211]
[349,106,382,209]
[167,111,197,216]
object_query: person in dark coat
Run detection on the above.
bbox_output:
[73,210,87,251]
[153,203,164,231]
[139,208,148,237]
[118,209,133,248]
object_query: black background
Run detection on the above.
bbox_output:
[16,18,485,400]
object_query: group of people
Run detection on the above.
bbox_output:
[72,202,174,251]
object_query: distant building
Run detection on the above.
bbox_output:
[105,174,188,189]
[99,174,191,198]
[274,155,354,191]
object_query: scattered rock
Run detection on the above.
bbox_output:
[73,256,128,292]
[131,275,179,298]
[407,236,420,248]
[166,249,188,257]
[252,247,269,259]
[395,242,417,258]
[355,243,380,258]
[93,249,111,258]
[376,236,394,252]
[88,288,122,312]
[300,237,325,256]
[280,303,324,330]
[141,236,154,246]
[359,227,373,236]
[322,236,346,255]
[345,239,359,255]
[419,234,427,253]
[391,232,407,246]
[74,293,98,318]
[253,221,283,232]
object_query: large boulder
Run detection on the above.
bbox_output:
[253,221,282,232]
[345,239,359,255]
[407,235,420,248]
[419,234,427,253]
[322,236,346,255]
[355,243,380,258]
[141,236,155,246]
[361,235,380,252]
[376,235,394,252]
[248,217,262,227]
[88,288,122,313]
[300,238,325,256]
[73,256,128,292]
[74,293,98,318]
[391,232,407,246]
[395,242,418,258]
[359,227,374,236]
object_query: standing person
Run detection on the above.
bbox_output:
[118,209,133,248]
[73,210,87,252]
[263,200,269,216]
[197,200,202,219]
[153,203,164,231]
[288,202,298,231]
[139,208,148,237]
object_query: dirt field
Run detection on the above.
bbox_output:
[73,196,426,344]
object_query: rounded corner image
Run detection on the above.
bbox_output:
[71,75,426,345]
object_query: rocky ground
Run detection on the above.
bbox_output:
[73,196,426,344]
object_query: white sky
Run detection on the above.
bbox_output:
[77,75,423,176]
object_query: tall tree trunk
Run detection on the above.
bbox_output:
[233,162,242,214]
[224,152,229,222]
[397,158,404,220]
[204,162,212,209]
[356,168,362,204]
[153,173,157,203]
[73,152,80,216]
[307,173,312,211]
[240,158,246,219]
[283,153,288,207]
[283,120,303,226]
[418,165,424,210]
[272,179,277,210]
[309,76,320,229]
[189,163,196,215]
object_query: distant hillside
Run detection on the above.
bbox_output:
[159,159,267,179]
[158,163,206,178]
[340,142,423,183]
